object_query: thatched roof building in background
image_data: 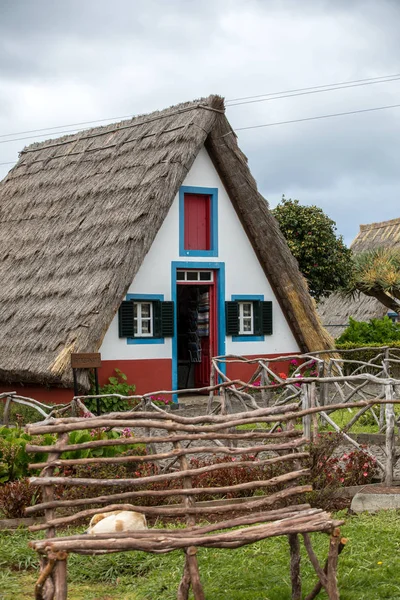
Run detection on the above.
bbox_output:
[0,94,333,389]
[318,217,400,338]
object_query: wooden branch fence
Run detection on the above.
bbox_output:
[1,347,400,485]
[26,404,345,600]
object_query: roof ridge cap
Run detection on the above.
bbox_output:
[359,217,400,232]
[21,95,225,155]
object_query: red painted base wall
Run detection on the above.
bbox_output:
[0,354,294,405]
[99,359,173,396]
[0,384,74,405]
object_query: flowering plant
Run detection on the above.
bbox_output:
[309,433,377,489]
[150,395,173,407]
[289,359,319,386]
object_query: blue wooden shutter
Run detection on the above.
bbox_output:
[118,301,134,337]
[225,301,239,335]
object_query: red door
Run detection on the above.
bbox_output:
[194,275,217,388]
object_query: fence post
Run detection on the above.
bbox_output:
[3,396,12,427]
[302,384,311,440]
[207,363,215,413]
[260,367,268,406]
[381,347,391,431]
[318,361,326,407]
[310,382,318,441]
[385,382,395,486]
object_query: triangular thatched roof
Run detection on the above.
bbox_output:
[0,95,333,389]
[319,217,400,338]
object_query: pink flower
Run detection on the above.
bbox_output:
[363,472,368,477]
[290,360,298,365]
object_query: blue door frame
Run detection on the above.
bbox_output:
[171,261,226,400]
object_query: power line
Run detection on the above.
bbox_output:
[1,101,400,160]
[0,125,97,145]
[0,161,16,167]
[1,72,400,142]
[227,76,400,107]
[226,72,400,103]
[0,114,135,139]
[232,102,400,133]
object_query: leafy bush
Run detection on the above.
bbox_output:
[84,369,136,414]
[0,478,40,518]
[335,340,400,376]
[336,316,400,345]
[61,428,132,460]
[0,426,55,482]
[306,432,378,508]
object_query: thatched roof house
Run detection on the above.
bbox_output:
[0,94,333,393]
[318,217,400,338]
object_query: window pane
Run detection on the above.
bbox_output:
[134,321,138,335]
[243,318,252,332]
[199,271,212,281]
[187,271,198,281]
[242,303,252,317]
[141,319,151,334]
[177,271,185,280]
[141,303,151,318]
[134,304,138,318]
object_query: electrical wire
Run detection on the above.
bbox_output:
[1,72,400,142]
[225,72,400,103]
[232,102,400,133]
[227,76,400,107]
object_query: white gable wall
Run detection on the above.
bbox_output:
[100,146,299,360]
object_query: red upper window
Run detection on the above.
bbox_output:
[184,194,211,250]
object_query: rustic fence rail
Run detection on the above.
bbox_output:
[2,348,400,485]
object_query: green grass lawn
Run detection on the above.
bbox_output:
[1,510,400,599]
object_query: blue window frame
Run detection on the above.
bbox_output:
[126,294,165,345]
[179,186,218,257]
[231,295,265,342]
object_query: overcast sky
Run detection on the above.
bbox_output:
[1,0,400,244]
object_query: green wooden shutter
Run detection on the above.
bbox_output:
[262,301,273,335]
[253,300,262,335]
[225,301,239,335]
[118,301,134,337]
[160,301,175,337]
[153,300,162,338]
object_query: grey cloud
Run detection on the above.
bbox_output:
[1,0,400,246]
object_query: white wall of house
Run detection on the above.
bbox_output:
[100,146,300,360]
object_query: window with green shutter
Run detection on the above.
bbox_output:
[226,297,273,339]
[119,296,174,344]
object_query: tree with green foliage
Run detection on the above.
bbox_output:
[344,247,400,313]
[272,197,352,302]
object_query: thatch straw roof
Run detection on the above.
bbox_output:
[318,217,400,338]
[0,95,333,389]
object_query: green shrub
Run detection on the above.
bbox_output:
[335,341,400,375]
[0,426,55,482]
[84,369,137,414]
[336,316,400,344]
